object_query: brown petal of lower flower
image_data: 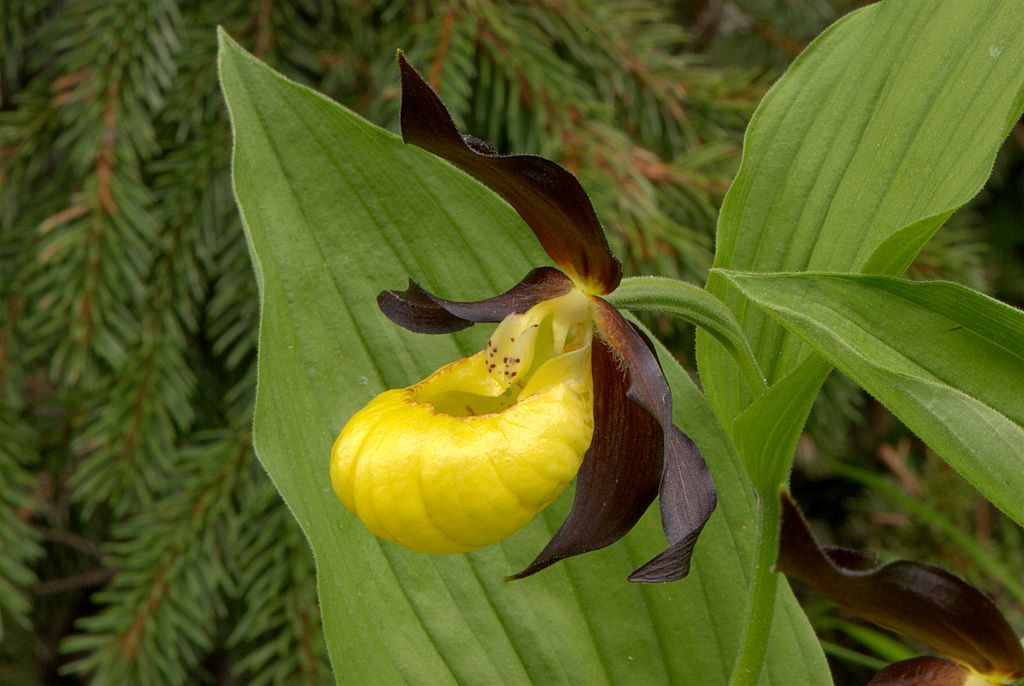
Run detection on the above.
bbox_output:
[377,266,572,334]
[867,657,972,686]
[778,492,1024,680]
[592,299,717,583]
[398,54,622,294]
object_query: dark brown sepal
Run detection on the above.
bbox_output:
[509,339,663,579]
[593,299,717,583]
[378,266,573,334]
[778,492,1024,680]
[398,54,622,294]
[867,657,971,686]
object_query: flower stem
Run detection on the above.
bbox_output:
[608,277,767,399]
[611,276,780,685]
[727,489,781,686]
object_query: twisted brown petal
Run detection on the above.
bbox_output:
[867,657,972,686]
[398,54,622,294]
[594,299,717,583]
[509,338,663,579]
[778,492,1024,680]
[377,266,573,334]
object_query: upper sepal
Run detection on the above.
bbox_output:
[378,266,573,334]
[398,53,622,294]
[777,492,1024,681]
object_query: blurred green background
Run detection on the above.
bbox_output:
[2,1,1021,684]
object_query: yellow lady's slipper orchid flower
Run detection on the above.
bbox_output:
[778,493,1024,686]
[329,55,718,582]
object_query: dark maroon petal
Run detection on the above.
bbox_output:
[378,266,572,334]
[593,299,717,583]
[778,493,1024,680]
[627,429,710,582]
[509,338,662,580]
[867,658,971,686]
[377,281,474,334]
[398,54,622,294]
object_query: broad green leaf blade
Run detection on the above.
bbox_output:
[723,271,1024,527]
[218,32,831,686]
[697,0,1024,431]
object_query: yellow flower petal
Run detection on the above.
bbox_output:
[331,292,595,553]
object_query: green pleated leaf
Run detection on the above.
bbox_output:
[218,32,830,686]
[697,0,1024,442]
[723,272,1024,527]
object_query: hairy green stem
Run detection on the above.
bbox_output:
[608,277,767,399]
[727,490,781,686]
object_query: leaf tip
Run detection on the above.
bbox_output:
[215,26,243,60]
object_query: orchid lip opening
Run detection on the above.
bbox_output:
[408,289,594,419]
[482,288,593,388]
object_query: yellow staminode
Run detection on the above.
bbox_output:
[972,667,1024,686]
[330,290,595,553]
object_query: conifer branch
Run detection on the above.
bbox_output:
[63,432,253,685]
